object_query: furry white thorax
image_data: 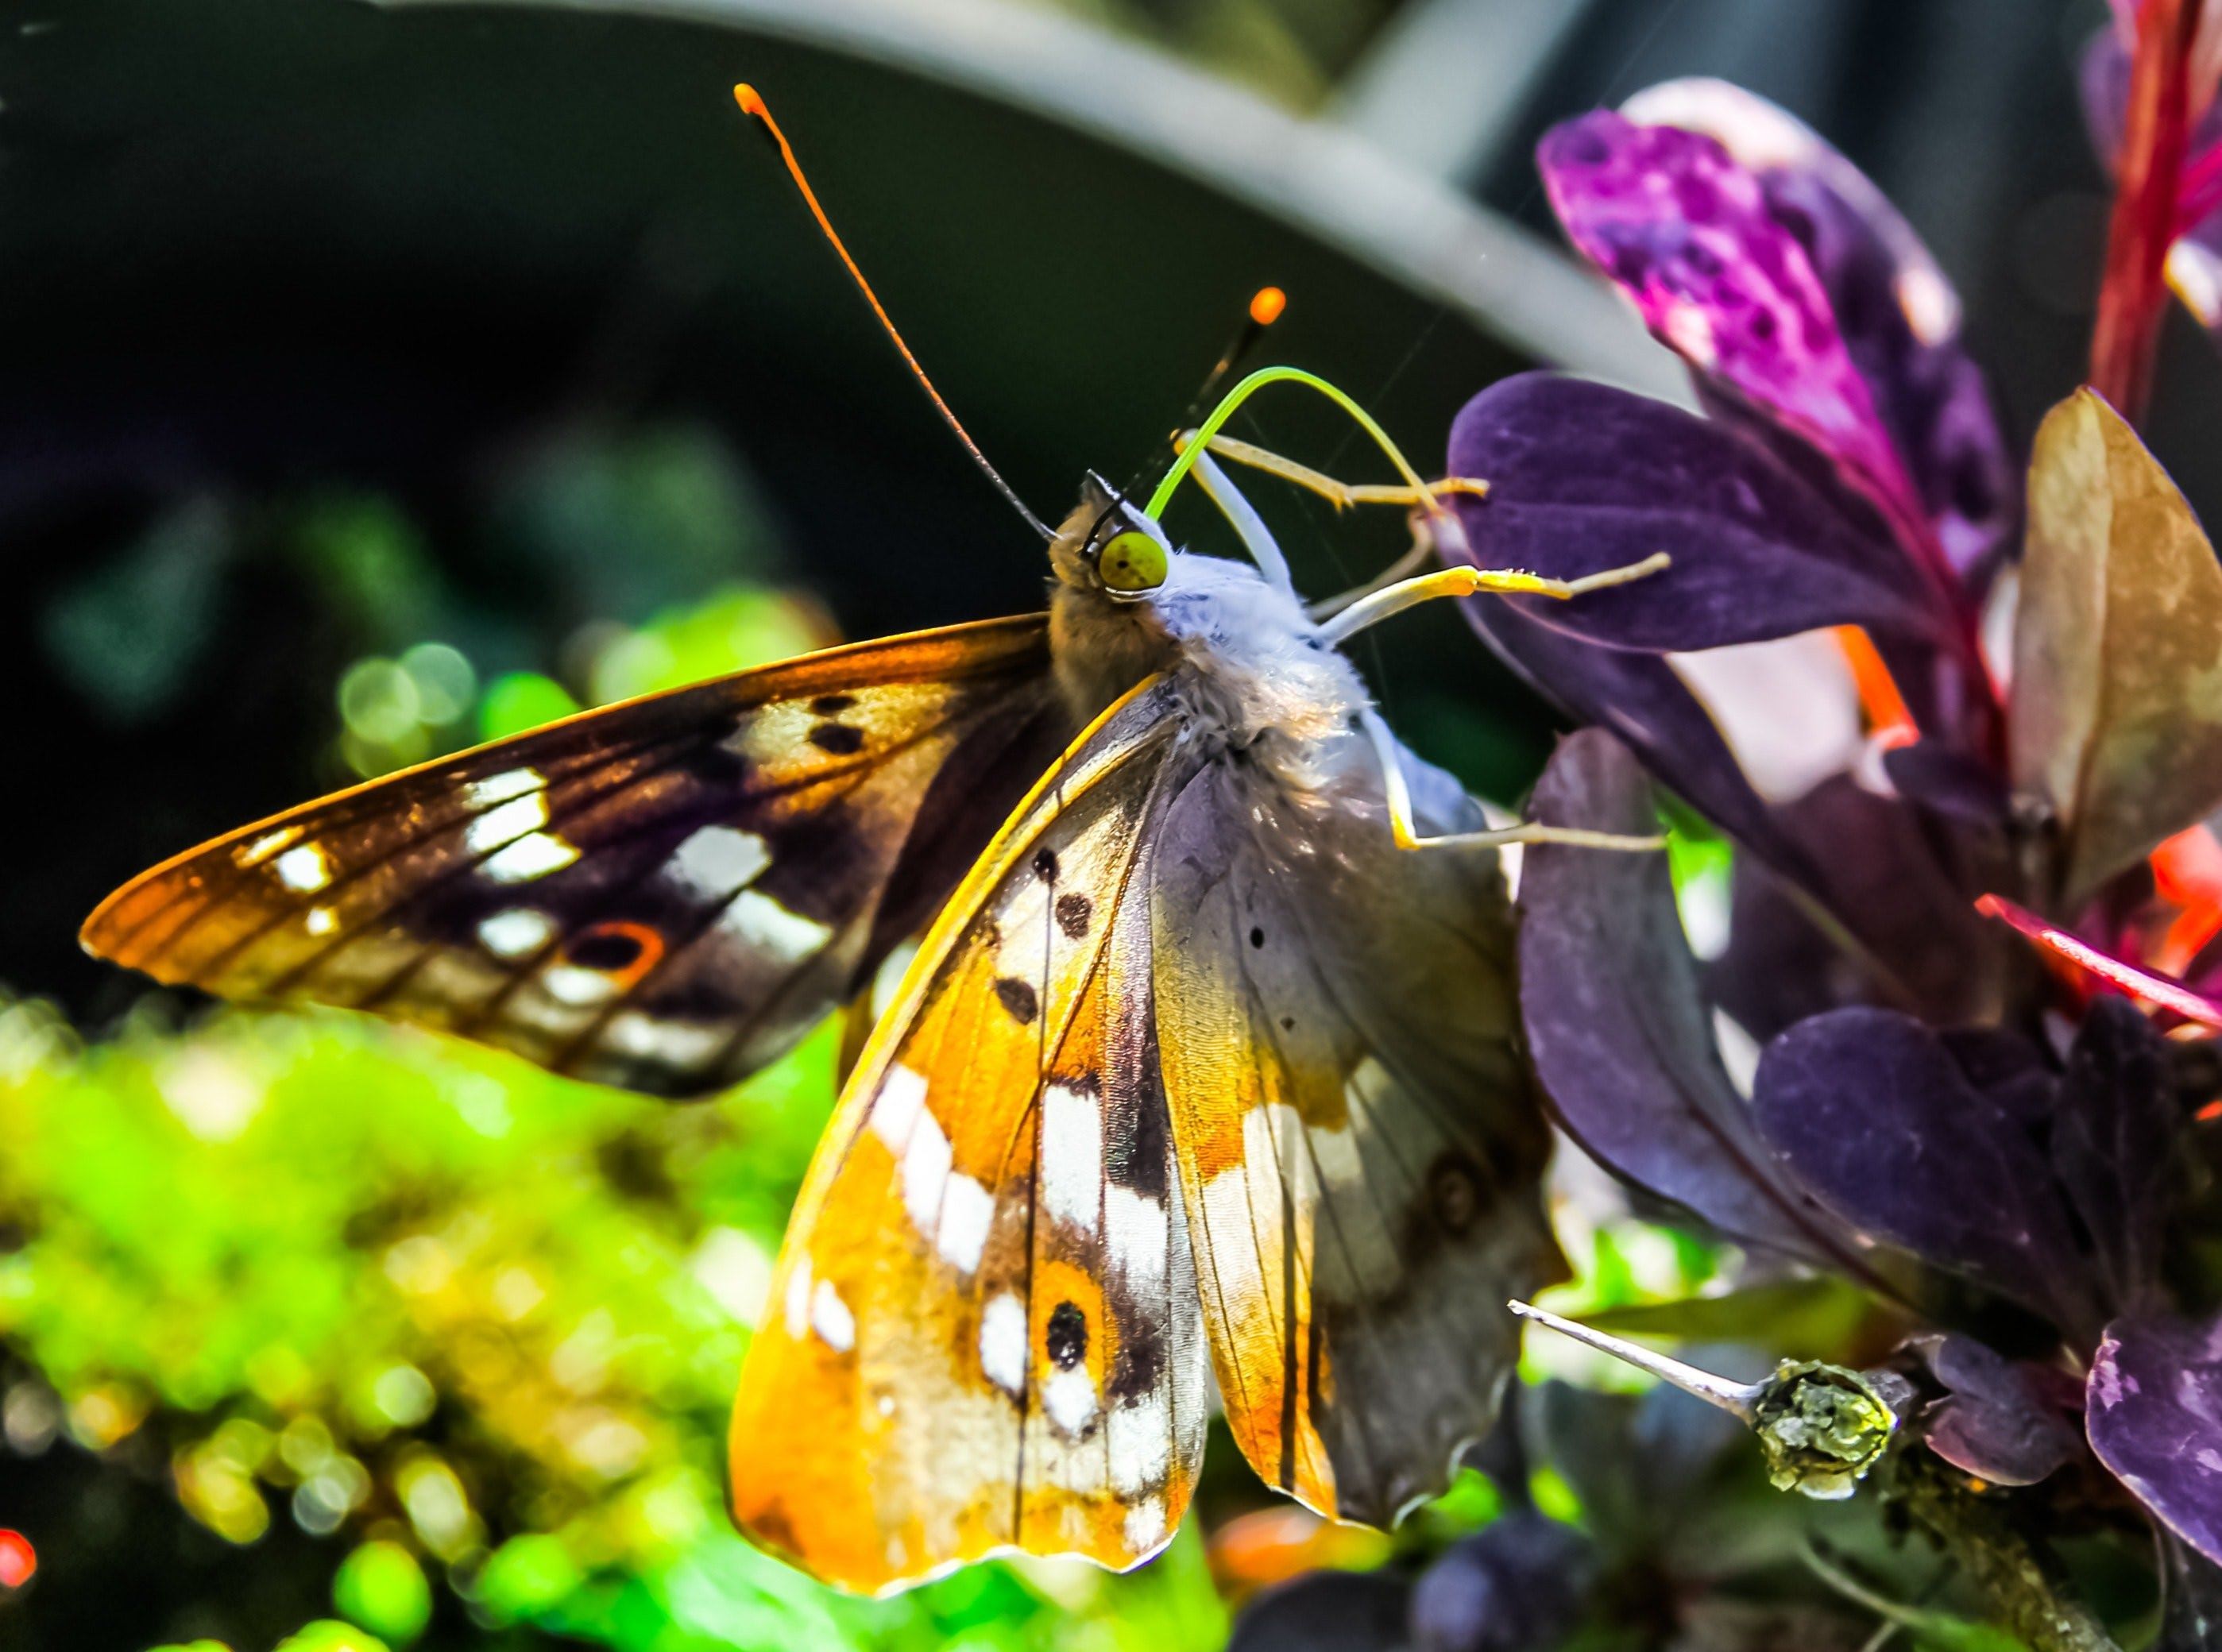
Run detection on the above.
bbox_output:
[1147,550,1372,788]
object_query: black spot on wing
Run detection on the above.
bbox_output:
[1032,847,1060,883]
[1046,1302,1088,1368]
[1054,892,1092,940]
[994,977,1039,1025]
[567,927,647,970]
[808,723,865,755]
[809,693,857,714]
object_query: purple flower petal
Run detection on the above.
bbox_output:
[1624,79,2017,586]
[1447,374,1949,651]
[1538,110,1935,578]
[1911,1334,2083,1486]
[2088,1310,2222,1567]
[1517,731,1871,1272]
[1751,1007,2100,1336]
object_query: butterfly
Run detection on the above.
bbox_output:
[80,85,1665,1595]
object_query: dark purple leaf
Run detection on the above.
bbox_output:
[1537,111,1931,565]
[1703,776,2011,1040]
[1778,775,2010,1023]
[1911,1334,2081,1486]
[1461,596,1812,881]
[1518,731,1864,1270]
[2088,1310,2222,1568]
[1752,1007,2100,1334]
[1623,77,2016,587]
[2054,998,2177,1314]
[1447,375,1945,650]
[1881,740,2013,825]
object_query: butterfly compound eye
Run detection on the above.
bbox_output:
[1099,530,1168,592]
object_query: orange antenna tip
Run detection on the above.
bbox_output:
[734,83,767,118]
[1249,286,1287,327]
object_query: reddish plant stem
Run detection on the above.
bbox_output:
[2090,0,2205,426]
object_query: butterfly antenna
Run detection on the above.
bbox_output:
[733,84,1053,542]
[1122,285,1287,501]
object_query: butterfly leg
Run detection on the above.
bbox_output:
[1360,709,1666,855]
[1316,554,1671,647]
[1177,431,1490,513]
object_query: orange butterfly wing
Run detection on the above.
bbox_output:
[81,618,1068,1097]
[730,680,1212,1593]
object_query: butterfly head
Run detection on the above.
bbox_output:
[1051,473,1172,602]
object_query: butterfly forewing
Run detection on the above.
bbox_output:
[82,617,1068,1097]
[1150,739,1566,1524]
[729,680,1212,1593]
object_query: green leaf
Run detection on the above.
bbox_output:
[2011,388,2222,902]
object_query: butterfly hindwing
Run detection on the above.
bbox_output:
[729,680,1212,1593]
[81,617,1069,1097]
[1150,732,1566,1524]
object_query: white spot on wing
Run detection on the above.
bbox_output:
[937,1174,993,1275]
[273,843,331,893]
[810,1278,856,1352]
[1104,1186,1168,1291]
[1108,1393,1173,1496]
[304,905,338,936]
[667,825,771,899]
[1041,1083,1103,1233]
[1043,1365,1098,1435]
[463,767,544,808]
[481,832,580,884]
[478,908,556,959]
[900,1106,953,1237]
[542,964,620,1005]
[601,1011,727,1068]
[720,890,832,960]
[1123,1497,1166,1554]
[980,1291,1027,1395]
[869,1066,927,1152]
[465,792,550,855]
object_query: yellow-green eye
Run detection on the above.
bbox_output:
[1099,530,1167,592]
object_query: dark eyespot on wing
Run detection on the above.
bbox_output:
[1054,892,1092,939]
[993,976,1039,1024]
[808,723,865,755]
[567,924,649,971]
[1032,847,1059,883]
[1045,1302,1088,1368]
